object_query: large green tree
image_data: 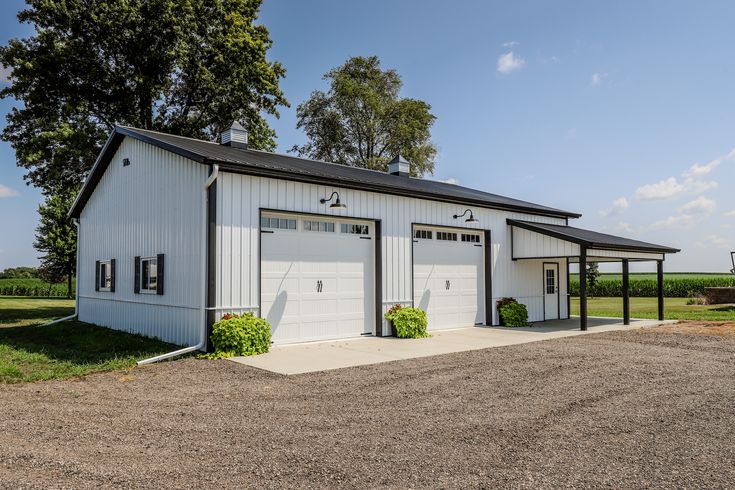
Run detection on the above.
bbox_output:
[1,0,287,195]
[34,192,77,298]
[292,56,436,177]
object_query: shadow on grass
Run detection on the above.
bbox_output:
[0,305,76,325]
[0,320,176,365]
[711,306,735,313]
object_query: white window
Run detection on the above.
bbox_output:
[261,216,296,230]
[98,260,112,291]
[304,220,335,232]
[437,231,458,241]
[341,223,369,235]
[140,257,158,293]
[461,233,481,243]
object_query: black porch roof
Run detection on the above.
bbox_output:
[507,219,680,254]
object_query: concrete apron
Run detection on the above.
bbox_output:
[228,317,676,375]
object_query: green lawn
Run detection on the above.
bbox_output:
[0,296,177,383]
[571,297,735,321]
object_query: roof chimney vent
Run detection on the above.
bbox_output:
[388,154,410,177]
[221,121,248,149]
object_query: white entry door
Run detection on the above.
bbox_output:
[412,227,485,330]
[260,214,374,344]
[543,263,559,320]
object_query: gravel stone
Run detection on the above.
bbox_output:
[0,323,733,489]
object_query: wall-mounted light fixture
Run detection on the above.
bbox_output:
[320,191,346,209]
[453,208,478,223]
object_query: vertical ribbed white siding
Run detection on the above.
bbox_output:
[511,227,581,258]
[78,138,207,346]
[216,172,571,327]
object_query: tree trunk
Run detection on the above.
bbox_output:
[67,267,73,299]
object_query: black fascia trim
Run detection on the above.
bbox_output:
[116,126,208,163]
[70,126,584,220]
[214,163,580,219]
[68,131,125,218]
[507,219,680,254]
[69,126,210,219]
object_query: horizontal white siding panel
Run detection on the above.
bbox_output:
[216,172,570,330]
[78,138,207,346]
[512,227,581,259]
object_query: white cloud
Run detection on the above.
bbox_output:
[0,184,20,198]
[725,210,735,217]
[599,196,630,217]
[678,196,716,215]
[613,222,635,234]
[635,177,684,200]
[702,234,735,250]
[684,158,722,178]
[634,176,717,200]
[650,214,697,230]
[503,41,519,48]
[634,147,734,201]
[591,72,607,86]
[497,51,525,74]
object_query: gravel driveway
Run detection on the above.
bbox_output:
[0,323,733,489]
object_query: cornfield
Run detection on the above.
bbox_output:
[569,276,735,297]
[0,279,75,297]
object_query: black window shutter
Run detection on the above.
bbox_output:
[134,256,140,294]
[156,254,165,295]
[110,259,116,293]
[95,260,100,292]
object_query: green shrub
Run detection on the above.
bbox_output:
[498,302,528,327]
[496,297,518,325]
[204,312,271,359]
[385,306,429,339]
[0,278,75,297]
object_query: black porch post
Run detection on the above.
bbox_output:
[657,260,664,321]
[622,259,630,325]
[579,247,587,331]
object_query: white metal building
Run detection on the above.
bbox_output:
[69,124,679,350]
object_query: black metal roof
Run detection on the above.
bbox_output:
[70,125,582,219]
[507,219,680,254]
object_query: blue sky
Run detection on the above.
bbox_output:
[2,0,735,271]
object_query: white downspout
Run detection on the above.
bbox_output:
[42,218,81,326]
[138,164,219,366]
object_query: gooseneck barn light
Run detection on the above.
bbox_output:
[453,208,478,223]
[320,191,346,209]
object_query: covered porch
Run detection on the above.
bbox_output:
[508,219,681,330]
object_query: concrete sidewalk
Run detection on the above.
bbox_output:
[228,317,675,375]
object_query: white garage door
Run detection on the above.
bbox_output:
[413,226,485,330]
[260,213,375,344]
